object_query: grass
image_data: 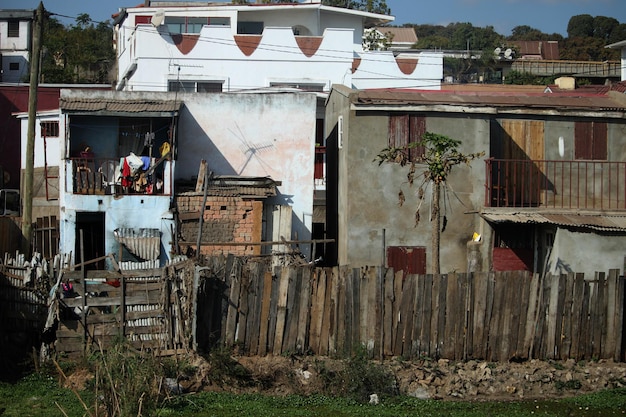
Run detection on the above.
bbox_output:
[1,373,626,417]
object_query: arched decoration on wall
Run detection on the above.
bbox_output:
[396,57,418,75]
[172,34,200,55]
[351,58,361,73]
[292,25,312,36]
[234,35,262,56]
[295,37,323,58]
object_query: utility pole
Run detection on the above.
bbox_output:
[22,2,44,256]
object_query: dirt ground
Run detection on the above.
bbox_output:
[172,354,626,402]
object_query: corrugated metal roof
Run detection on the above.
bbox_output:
[480,210,626,232]
[60,97,181,113]
[375,27,417,44]
[353,89,626,112]
[177,176,278,198]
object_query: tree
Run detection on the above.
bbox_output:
[567,14,595,38]
[40,15,114,84]
[375,132,483,274]
[322,0,390,14]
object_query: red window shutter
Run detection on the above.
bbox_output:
[409,115,426,160]
[574,121,592,160]
[592,122,607,160]
[135,15,152,25]
[389,114,409,149]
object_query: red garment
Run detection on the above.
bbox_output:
[121,158,132,187]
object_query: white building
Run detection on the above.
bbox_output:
[112,1,442,92]
[0,9,33,83]
[607,39,626,82]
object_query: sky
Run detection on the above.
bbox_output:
[1,0,625,37]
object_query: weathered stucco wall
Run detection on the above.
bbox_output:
[547,227,626,275]
[176,92,317,253]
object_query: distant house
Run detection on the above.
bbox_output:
[511,40,560,60]
[371,26,417,51]
[325,85,626,275]
[0,9,33,83]
[606,39,626,81]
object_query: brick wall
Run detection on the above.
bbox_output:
[177,194,263,256]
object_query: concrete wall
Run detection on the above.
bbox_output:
[547,227,626,275]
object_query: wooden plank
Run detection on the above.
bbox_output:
[436,274,448,359]
[594,272,607,359]
[352,268,361,353]
[266,266,280,354]
[284,266,301,353]
[553,274,567,359]
[258,269,273,356]
[319,269,333,355]
[343,268,354,355]
[392,270,404,357]
[383,268,394,356]
[615,275,625,362]
[365,267,378,356]
[499,271,514,360]
[444,272,458,360]
[569,273,584,359]
[590,273,603,359]
[581,276,592,359]
[374,266,383,359]
[401,275,416,358]
[487,272,504,361]
[605,269,618,359]
[246,263,263,355]
[335,267,346,355]
[456,274,468,361]
[560,272,575,359]
[237,266,250,347]
[328,267,339,356]
[471,272,487,359]
[224,257,240,346]
[296,267,312,354]
[419,274,433,359]
[520,272,538,359]
[273,267,290,355]
[308,269,322,354]
[412,274,425,357]
[359,268,369,352]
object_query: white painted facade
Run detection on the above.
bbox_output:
[16,110,63,169]
[0,11,32,83]
[113,2,442,92]
[606,39,626,81]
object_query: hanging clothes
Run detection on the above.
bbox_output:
[121,157,132,187]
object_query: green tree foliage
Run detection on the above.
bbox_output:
[503,70,554,86]
[322,0,390,15]
[510,25,563,41]
[567,14,595,38]
[40,14,114,84]
[560,36,617,61]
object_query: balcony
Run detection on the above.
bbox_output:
[70,157,170,196]
[485,159,626,210]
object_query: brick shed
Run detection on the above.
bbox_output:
[176,176,279,257]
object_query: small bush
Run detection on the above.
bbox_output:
[205,345,252,387]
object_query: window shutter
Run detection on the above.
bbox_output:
[592,122,607,160]
[574,121,592,160]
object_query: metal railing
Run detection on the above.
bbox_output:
[70,157,170,196]
[485,159,626,210]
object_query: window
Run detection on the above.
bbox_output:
[9,62,19,71]
[164,16,210,34]
[238,21,264,35]
[388,114,426,162]
[269,82,324,92]
[168,80,222,93]
[575,121,607,160]
[40,121,59,137]
[8,21,19,38]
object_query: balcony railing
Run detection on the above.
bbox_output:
[70,157,170,196]
[485,159,626,210]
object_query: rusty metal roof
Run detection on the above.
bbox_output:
[177,176,278,198]
[60,97,181,113]
[374,27,417,44]
[352,89,626,113]
[480,210,626,232]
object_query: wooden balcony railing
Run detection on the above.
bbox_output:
[485,159,626,210]
[71,157,169,196]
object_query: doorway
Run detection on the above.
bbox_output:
[75,212,105,269]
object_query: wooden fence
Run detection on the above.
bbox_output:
[196,257,625,362]
[55,259,195,356]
